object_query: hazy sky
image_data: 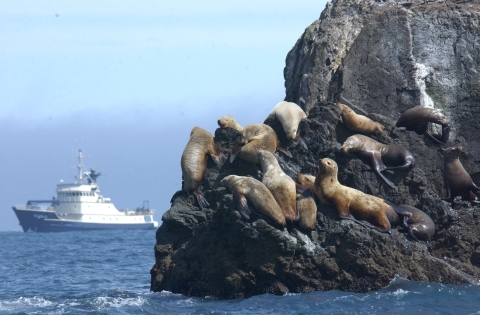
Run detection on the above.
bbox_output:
[0,0,328,231]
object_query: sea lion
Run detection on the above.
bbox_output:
[395,106,450,143]
[313,158,400,232]
[337,102,386,135]
[296,190,317,231]
[264,101,307,140]
[388,204,435,241]
[220,175,286,227]
[340,134,415,188]
[178,126,226,210]
[230,124,289,163]
[443,146,480,201]
[258,150,298,222]
[217,115,244,132]
[295,174,316,191]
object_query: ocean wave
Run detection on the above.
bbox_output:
[0,296,53,313]
[91,295,147,310]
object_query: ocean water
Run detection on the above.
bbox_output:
[1,229,480,315]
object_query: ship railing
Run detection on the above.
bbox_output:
[15,204,54,211]
[122,209,155,215]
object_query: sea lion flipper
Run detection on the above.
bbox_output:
[234,193,251,220]
[229,146,242,163]
[211,152,227,165]
[407,228,420,242]
[193,191,210,210]
[425,131,444,144]
[370,152,396,188]
[277,146,292,158]
[441,125,450,143]
[370,151,387,172]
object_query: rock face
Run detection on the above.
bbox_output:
[151,0,480,299]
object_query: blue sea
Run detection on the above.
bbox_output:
[1,230,480,315]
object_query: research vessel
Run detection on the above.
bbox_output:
[12,150,158,232]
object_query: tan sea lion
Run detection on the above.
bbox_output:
[296,190,317,231]
[220,175,286,227]
[340,134,415,188]
[313,158,400,232]
[264,101,307,139]
[337,103,386,135]
[217,115,244,132]
[177,126,226,210]
[396,106,450,143]
[387,203,435,241]
[258,150,298,222]
[230,124,289,163]
[443,146,480,201]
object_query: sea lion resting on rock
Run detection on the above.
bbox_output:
[295,174,319,230]
[296,190,317,231]
[217,115,244,132]
[337,103,386,135]
[314,158,400,232]
[177,126,226,210]
[230,124,291,163]
[298,166,433,238]
[264,101,307,140]
[258,150,298,222]
[386,203,435,241]
[220,175,286,228]
[396,106,450,143]
[443,146,480,201]
[340,134,415,188]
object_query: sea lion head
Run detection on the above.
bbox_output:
[296,174,316,190]
[318,158,338,177]
[241,125,255,144]
[444,146,463,161]
[218,115,236,128]
[340,135,362,154]
[220,175,237,189]
[429,109,449,126]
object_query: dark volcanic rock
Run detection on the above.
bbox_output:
[151,0,480,299]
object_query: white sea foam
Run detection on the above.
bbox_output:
[92,296,146,310]
[0,296,54,312]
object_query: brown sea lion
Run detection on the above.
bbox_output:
[217,115,244,132]
[313,158,400,232]
[443,146,480,201]
[258,150,298,222]
[177,126,226,210]
[295,174,316,191]
[340,134,415,188]
[337,103,386,135]
[388,203,435,241]
[395,106,450,143]
[264,101,307,140]
[230,124,291,163]
[296,189,317,231]
[220,175,286,227]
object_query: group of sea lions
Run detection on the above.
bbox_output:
[174,99,479,242]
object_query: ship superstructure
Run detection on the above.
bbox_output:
[12,150,158,232]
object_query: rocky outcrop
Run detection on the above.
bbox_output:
[151,0,480,299]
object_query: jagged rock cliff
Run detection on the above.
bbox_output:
[150,0,480,299]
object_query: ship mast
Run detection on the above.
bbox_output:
[77,150,84,183]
